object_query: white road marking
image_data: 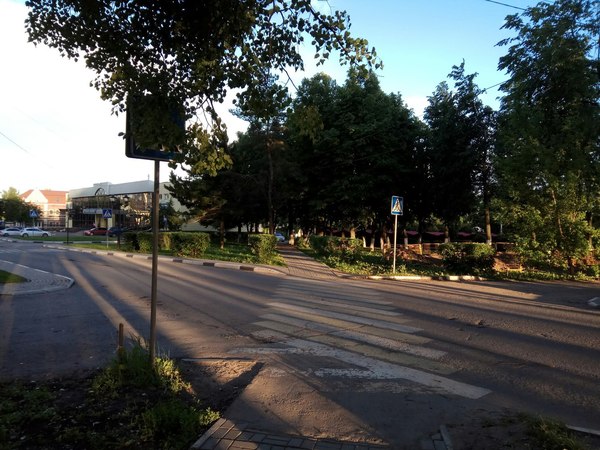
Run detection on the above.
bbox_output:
[588,297,599,307]
[258,313,444,359]
[275,286,396,307]
[273,293,401,316]
[232,338,490,399]
[269,302,423,333]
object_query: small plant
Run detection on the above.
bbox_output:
[93,337,190,395]
[523,414,588,450]
[140,399,219,448]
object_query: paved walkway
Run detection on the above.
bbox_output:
[0,241,453,449]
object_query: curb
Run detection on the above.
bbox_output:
[44,244,288,277]
[368,274,486,282]
[0,262,75,296]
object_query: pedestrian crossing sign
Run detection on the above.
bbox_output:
[102,208,113,219]
[391,196,403,216]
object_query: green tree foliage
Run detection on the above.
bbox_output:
[286,69,424,245]
[233,72,291,234]
[0,188,40,225]
[496,0,600,268]
[424,63,497,241]
[25,0,379,173]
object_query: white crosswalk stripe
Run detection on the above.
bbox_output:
[231,278,491,399]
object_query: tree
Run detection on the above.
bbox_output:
[424,80,477,236]
[233,72,291,234]
[496,0,600,269]
[449,62,497,244]
[286,69,423,248]
[286,73,342,236]
[1,188,39,225]
[26,0,380,169]
[424,63,498,242]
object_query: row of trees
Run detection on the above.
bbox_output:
[169,0,599,269]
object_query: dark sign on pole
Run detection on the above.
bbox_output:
[124,94,185,162]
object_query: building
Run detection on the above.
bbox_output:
[20,189,68,228]
[68,180,156,230]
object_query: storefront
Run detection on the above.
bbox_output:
[68,181,154,231]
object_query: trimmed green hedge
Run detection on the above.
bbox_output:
[439,242,496,274]
[248,234,277,263]
[172,232,210,258]
[121,232,210,258]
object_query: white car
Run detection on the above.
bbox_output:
[274,232,286,242]
[20,227,52,237]
[1,227,22,236]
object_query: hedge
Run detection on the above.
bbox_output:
[248,234,278,263]
[121,232,210,258]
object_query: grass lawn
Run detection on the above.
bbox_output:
[0,270,27,284]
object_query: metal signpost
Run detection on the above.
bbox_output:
[29,209,38,226]
[125,103,182,363]
[390,196,404,273]
[102,208,112,248]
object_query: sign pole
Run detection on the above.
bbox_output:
[393,214,398,273]
[390,195,403,274]
[149,159,160,364]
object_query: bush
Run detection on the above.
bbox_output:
[439,242,495,274]
[137,232,154,253]
[120,232,210,258]
[170,232,210,258]
[248,234,278,263]
[121,232,139,251]
[309,236,363,262]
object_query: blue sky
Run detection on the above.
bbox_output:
[0,0,537,194]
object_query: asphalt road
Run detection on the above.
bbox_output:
[1,240,599,447]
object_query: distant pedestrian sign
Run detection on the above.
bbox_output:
[102,208,113,219]
[29,210,38,218]
[391,196,403,216]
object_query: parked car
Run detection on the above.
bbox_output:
[20,227,52,237]
[108,226,127,237]
[274,232,286,242]
[84,227,108,236]
[2,227,22,237]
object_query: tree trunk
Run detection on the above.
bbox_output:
[485,207,492,245]
[219,219,225,249]
[266,138,275,234]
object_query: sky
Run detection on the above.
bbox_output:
[0,0,538,195]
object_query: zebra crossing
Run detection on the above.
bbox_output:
[0,249,22,255]
[231,278,491,399]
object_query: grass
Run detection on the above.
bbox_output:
[0,339,219,450]
[0,270,27,284]
[522,414,592,450]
